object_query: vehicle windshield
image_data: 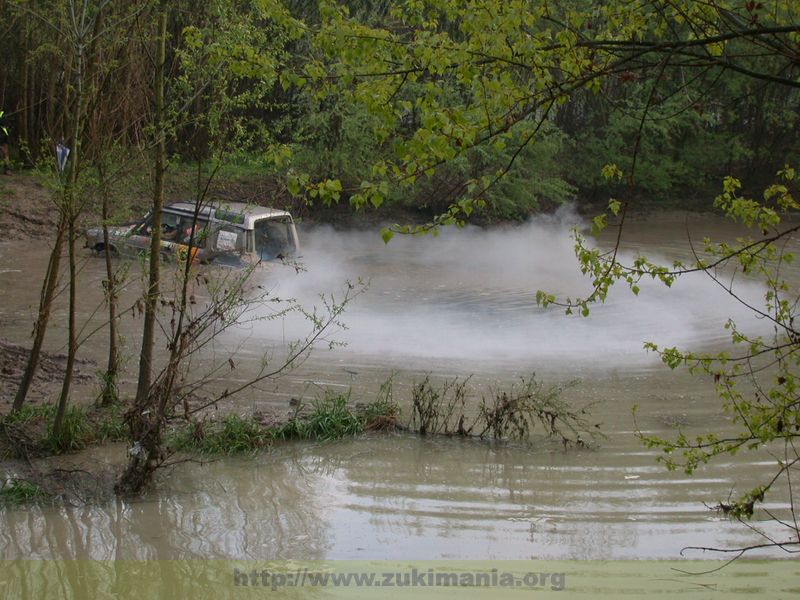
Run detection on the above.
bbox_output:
[254,217,295,260]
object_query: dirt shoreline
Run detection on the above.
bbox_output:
[1,170,721,241]
[0,339,97,409]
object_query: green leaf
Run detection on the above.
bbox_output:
[380,227,395,244]
[601,163,624,182]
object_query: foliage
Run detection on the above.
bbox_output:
[410,376,470,436]
[284,93,388,192]
[359,377,401,429]
[2,404,89,453]
[553,164,800,552]
[410,374,601,447]
[44,406,91,453]
[626,170,800,527]
[1,403,125,455]
[563,90,712,203]
[171,0,305,160]
[476,377,597,447]
[0,479,50,505]
[276,393,368,441]
[169,387,401,454]
[2,1,797,220]
[171,415,272,455]
[94,404,127,442]
[2,404,55,426]
[169,374,596,454]
[97,369,120,407]
[290,0,800,231]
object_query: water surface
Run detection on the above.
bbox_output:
[0,211,794,561]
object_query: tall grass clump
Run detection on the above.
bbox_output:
[44,406,91,453]
[94,403,127,442]
[361,377,401,431]
[170,415,272,456]
[169,386,402,455]
[0,478,49,504]
[2,404,54,425]
[275,394,365,441]
[410,374,602,448]
[410,376,470,436]
[1,403,125,455]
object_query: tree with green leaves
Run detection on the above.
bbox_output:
[10,0,131,433]
[278,0,800,555]
[119,0,309,493]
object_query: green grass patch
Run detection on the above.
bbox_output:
[170,415,272,456]
[275,390,400,441]
[2,404,55,425]
[0,478,49,504]
[97,370,120,407]
[44,406,91,453]
[360,378,400,428]
[169,390,401,456]
[275,394,365,441]
[93,404,127,443]
[1,403,127,455]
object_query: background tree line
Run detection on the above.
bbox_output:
[1,0,797,222]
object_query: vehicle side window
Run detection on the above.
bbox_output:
[177,218,210,246]
[133,213,180,239]
[213,225,246,253]
[133,215,153,236]
[161,213,180,241]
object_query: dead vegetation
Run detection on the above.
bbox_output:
[410,374,601,448]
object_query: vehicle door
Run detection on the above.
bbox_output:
[207,224,248,266]
[166,216,210,262]
[124,213,155,256]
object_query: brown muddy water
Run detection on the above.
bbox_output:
[0,209,796,561]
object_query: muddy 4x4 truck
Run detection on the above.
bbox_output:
[85,201,299,267]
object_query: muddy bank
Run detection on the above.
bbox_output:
[0,171,722,244]
[0,175,59,240]
[0,172,410,242]
[0,339,96,409]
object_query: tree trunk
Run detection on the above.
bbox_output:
[11,214,67,412]
[99,161,119,406]
[119,3,169,495]
[52,26,87,439]
[134,3,167,406]
[18,20,29,153]
[52,208,77,438]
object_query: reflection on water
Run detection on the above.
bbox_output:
[1,447,331,560]
[0,432,788,560]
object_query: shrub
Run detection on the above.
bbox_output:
[170,415,271,456]
[275,394,364,441]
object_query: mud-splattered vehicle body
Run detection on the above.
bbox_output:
[85,201,299,266]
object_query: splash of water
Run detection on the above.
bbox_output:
[255,208,770,372]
